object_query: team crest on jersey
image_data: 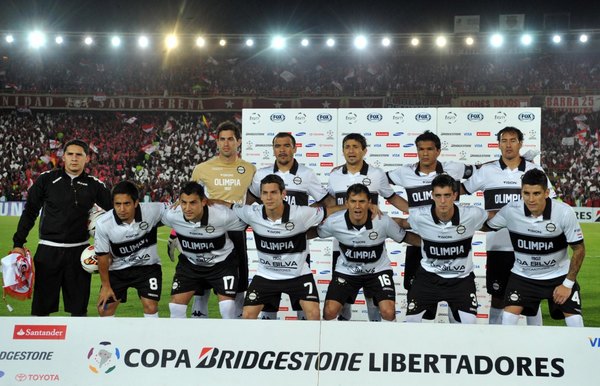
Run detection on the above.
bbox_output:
[362,177,371,186]
[247,290,258,301]
[172,278,181,291]
[285,222,295,231]
[508,290,521,303]
[293,176,302,185]
[336,277,347,284]
[139,222,149,231]
[205,225,215,234]
[368,231,378,240]
[407,300,417,311]
[237,166,246,174]
[456,225,466,234]
[546,223,556,232]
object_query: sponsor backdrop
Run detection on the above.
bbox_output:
[242,108,542,323]
[0,318,599,386]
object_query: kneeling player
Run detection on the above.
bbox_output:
[485,169,585,327]
[162,182,247,319]
[318,184,420,321]
[404,174,487,324]
[95,181,166,317]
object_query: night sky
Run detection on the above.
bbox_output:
[0,0,598,35]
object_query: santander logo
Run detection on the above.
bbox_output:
[13,325,67,340]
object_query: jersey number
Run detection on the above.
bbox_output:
[378,274,392,287]
[149,278,159,291]
[304,282,313,294]
[222,276,235,291]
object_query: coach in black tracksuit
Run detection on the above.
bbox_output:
[12,139,111,316]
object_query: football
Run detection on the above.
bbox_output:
[80,245,99,274]
[88,206,106,237]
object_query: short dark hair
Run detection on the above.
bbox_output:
[181,181,206,199]
[415,130,441,150]
[272,132,296,147]
[342,133,367,150]
[431,174,458,193]
[112,180,139,202]
[496,126,524,142]
[216,121,241,140]
[260,174,285,193]
[346,183,370,199]
[63,139,89,155]
[522,169,548,189]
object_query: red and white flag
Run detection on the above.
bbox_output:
[141,123,155,133]
[49,139,61,149]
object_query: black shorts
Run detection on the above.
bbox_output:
[486,251,515,297]
[403,245,422,291]
[406,268,478,321]
[326,270,396,305]
[31,243,90,316]
[107,264,162,304]
[505,274,582,319]
[229,231,248,292]
[244,274,319,309]
[260,253,314,313]
[171,253,238,297]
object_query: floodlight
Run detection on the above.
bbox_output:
[84,36,93,45]
[381,37,391,47]
[410,38,419,46]
[55,36,64,45]
[326,38,335,47]
[300,38,309,47]
[219,39,226,46]
[6,35,14,44]
[354,35,367,49]
[195,36,205,47]
[465,36,474,46]
[552,34,561,44]
[271,36,285,49]
[435,36,447,47]
[111,36,121,47]
[579,34,588,43]
[520,34,532,46]
[28,31,46,48]
[245,38,254,47]
[138,36,149,48]
[165,34,178,49]
[490,34,503,47]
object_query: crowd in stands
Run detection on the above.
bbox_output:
[2,51,600,97]
[1,109,598,206]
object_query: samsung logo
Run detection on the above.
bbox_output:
[393,132,404,136]
[305,143,316,148]
[467,113,484,122]
[403,143,414,148]
[296,132,306,136]
[518,112,535,121]
[323,153,333,157]
[390,250,402,254]
[367,113,383,122]
[270,113,286,122]
[415,113,432,122]
[472,241,483,246]
[317,113,333,122]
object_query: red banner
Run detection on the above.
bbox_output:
[0,94,386,112]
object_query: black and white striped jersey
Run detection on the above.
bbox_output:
[462,157,551,252]
[317,211,406,276]
[248,159,328,206]
[232,202,325,280]
[486,198,584,280]
[387,161,473,207]
[327,162,396,206]
[408,204,487,279]
[94,203,166,271]
[161,204,246,266]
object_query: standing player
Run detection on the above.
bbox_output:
[248,132,334,320]
[232,174,333,320]
[190,121,256,318]
[95,181,165,317]
[327,133,408,321]
[386,130,474,292]
[485,169,585,326]
[12,139,111,316]
[404,174,488,324]
[162,182,247,319]
[462,126,550,325]
[318,184,420,322]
